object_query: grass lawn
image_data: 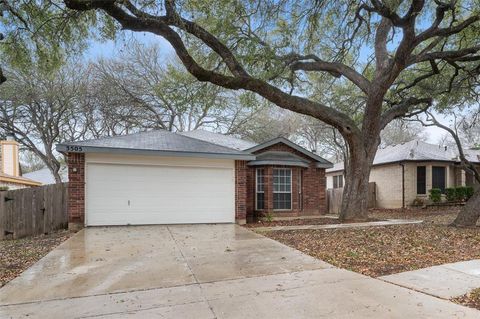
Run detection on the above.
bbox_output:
[0,230,73,287]
[257,208,480,277]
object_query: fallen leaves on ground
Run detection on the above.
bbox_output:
[245,218,345,228]
[261,209,480,277]
[452,288,480,310]
[245,217,381,228]
[0,230,73,287]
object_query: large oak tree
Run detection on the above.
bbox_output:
[62,0,480,220]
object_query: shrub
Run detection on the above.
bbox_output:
[465,186,475,200]
[429,188,442,203]
[263,211,274,222]
[0,186,9,191]
[445,188,456,202]
[456,186,467,201]
[412,197,425,207]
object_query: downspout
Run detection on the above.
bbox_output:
[400,162,405,209]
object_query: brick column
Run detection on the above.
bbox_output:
[235,160,247,224]
[67,152,85,230]
[264,166,273,212]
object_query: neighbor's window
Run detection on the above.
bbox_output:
[273,168,292,210]
[333,175,343,189]
[256,168,265,210]
[417,166,426,194]
[432,166,446,194]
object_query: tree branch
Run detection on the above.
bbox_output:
[289,56,371,94]
[380,96,432,128]
[64,0,361,137]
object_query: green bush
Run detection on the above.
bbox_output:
[455,186,467,201]
[429,188,442,203]
[466,186,475,200]
[263,211,274,222]
[445,188,456,202]
[0,186,9,191]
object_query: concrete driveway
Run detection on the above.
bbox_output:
[0,225,478,318]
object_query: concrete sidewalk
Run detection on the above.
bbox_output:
[380,259,480,299]
[254,219,423,232]
[0,225,478,318]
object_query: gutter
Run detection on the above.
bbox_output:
[400,162,405,209]
[55,144,256,161]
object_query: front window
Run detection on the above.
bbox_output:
[256,168,265,210]
[273,168,292,210]
[417,166,426,194]
[432,166,446,194]
[333,175,343,189]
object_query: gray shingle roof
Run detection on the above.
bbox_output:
[179,130,257,151]
[56,130,255,160]
[247,151,310,168]
[246,137,333,168]
[327,140,480,173]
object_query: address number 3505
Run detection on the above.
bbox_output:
[66,146,84,152]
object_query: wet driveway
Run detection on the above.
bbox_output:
[1,225,479,318]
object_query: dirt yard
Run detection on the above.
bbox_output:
[0,230,73,287]
[259,208,480,277]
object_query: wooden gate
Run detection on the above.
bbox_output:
[0,183,68,239]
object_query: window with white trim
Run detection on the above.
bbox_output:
[333,175,343,189]
[273,168,292,210]
[255,168,265,210]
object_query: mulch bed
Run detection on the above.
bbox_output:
[452,288,480,310]
[0,230,73,287]
[260,208,480,277]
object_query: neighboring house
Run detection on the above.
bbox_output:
[56,129,332,228]
[326,140,480,209]
[0,136,41,190]
[23,167,69,185]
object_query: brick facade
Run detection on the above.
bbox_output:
[66,143,327,226]
[235,160,247,224]
[67,152,85,229]
[246,142,327,220]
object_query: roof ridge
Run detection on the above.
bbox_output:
[175,130,248,153]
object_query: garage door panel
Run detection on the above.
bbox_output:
[86,163,235,225]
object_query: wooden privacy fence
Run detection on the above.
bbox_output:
[0,183,68,239]
[327,182,376,214]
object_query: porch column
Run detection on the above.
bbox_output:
[67,152,85,231]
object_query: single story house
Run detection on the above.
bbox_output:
[56,130,332,228]
[326,140,480,208]
[0,136,41,190]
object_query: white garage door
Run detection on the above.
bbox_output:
[86,162,235,226]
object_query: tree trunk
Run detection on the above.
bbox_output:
[339,142,378,221]
[451,189,480,227]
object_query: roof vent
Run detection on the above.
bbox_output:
[409,149,415,158]
[444,146,448,151]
